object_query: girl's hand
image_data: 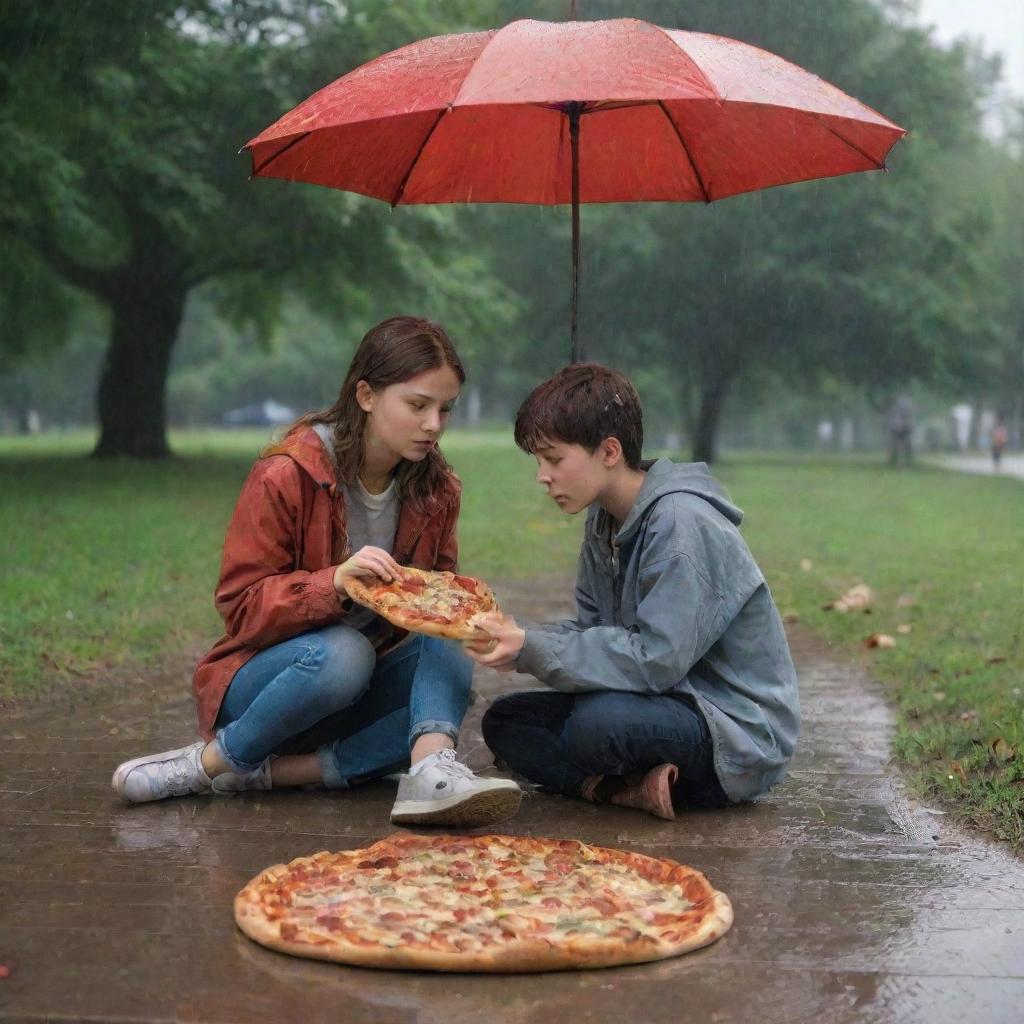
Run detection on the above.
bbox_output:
[465,612,525,672]
[334,546,405,595]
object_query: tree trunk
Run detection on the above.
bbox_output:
[690,358,736,464]
[93,276,186,458]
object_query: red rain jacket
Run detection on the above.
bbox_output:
[191,426,461,739]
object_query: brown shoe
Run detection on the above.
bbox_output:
[610,763,679,821]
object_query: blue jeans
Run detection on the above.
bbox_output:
[213,626,473,789]
[481,690,729,808]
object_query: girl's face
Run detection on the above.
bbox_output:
[358,364,461,465]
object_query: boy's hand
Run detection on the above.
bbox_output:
[466,612,525,671]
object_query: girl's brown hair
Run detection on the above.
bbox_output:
[274,316,465,507]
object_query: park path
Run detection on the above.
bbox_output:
[2,573,1023,1023]
[927,452,1024,480]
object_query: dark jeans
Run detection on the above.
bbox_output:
[481,689,729,808]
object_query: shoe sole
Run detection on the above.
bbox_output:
[391,785,523,827]
[111,743,203,801]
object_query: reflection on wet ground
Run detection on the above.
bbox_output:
[2,575,1023,1023]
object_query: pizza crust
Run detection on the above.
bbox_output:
[235,835,733,973]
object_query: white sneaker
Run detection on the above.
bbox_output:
[112,742,212,803]
[210,761,273,795]
[390,748,522,827]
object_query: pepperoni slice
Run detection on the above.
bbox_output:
[357,856,399,870]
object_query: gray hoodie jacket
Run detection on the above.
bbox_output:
[516,458,800,803]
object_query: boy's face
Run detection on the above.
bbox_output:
[532,440,609,515]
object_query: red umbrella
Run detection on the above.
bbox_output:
[244,18,905,360]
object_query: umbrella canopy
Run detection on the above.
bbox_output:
[245,18,906,358]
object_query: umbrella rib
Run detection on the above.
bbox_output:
[391,106,452,208]
[810,114,886,170]
[657,102,711,203]
[251,132,312,176]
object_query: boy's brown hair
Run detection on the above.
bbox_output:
[514,363,644,469]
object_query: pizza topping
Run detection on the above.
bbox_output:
[344,567,498,640]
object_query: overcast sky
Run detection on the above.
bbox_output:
[916,0,1024,98]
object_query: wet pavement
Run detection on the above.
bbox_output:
[926,453,1024,480]
[3,573,1023,1023]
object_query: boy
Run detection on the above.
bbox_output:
[468,364,799,819]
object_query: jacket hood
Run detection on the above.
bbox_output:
[271,423,461,516]
[614,458,743,541]
[270,425,338,487]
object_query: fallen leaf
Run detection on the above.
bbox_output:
[897,623,912,634]
[949,761,968,782]
[992,737,1016,763]
[799,558,813,572]
[933,691,946,701]
[987,656,1008,665]
[865,633,895,649]
[960,710,978,723]
[826,583,874,613]
[782,611,800,624]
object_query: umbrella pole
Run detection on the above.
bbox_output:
[569,105,581,363]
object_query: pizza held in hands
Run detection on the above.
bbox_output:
[234,833,733,972]
[344,566,498,641]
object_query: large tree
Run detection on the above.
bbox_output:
[0,0,502,456]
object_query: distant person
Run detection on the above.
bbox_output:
[991,421,1009,471]
[468,364,799,820]
[112,316,520,827]
[887,395,914,466]
[950,403,972,452]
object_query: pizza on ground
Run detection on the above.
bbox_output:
[235,832,733,972]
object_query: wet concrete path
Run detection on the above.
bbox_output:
[926,453,1024,480]
[3,574,1023,1023]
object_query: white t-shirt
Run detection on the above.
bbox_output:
[341,475,399,554]
[314,423,399,636]
[340,476,399,636]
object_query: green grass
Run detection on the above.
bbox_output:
[2,435,1021,848]
[716,454,1024,850]
[0,428,581,702]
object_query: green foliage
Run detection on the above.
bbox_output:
[0,0,1020,457]
[481,0,1019,456]
[0,0,513,451]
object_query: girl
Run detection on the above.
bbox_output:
[112,316,521,827]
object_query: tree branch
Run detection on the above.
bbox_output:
[1,218,116,303]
